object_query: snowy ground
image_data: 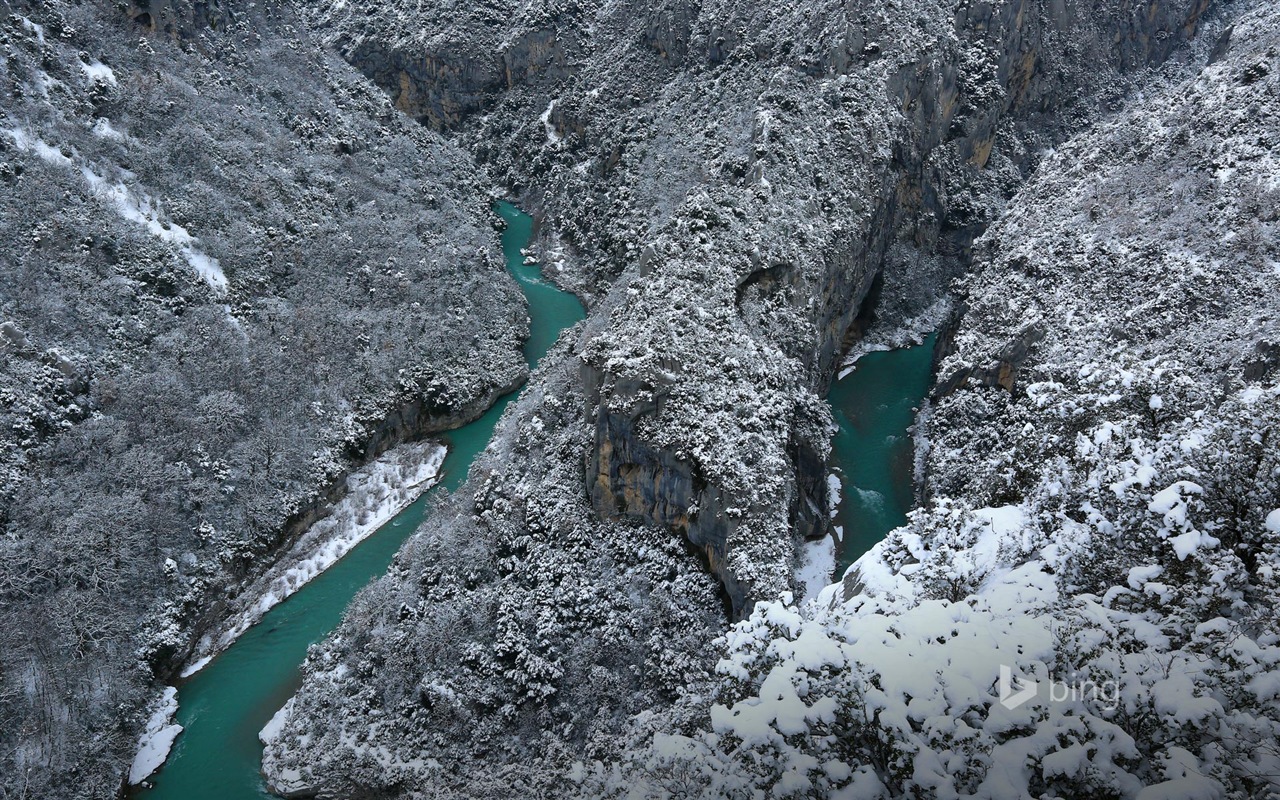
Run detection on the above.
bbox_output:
[3,127,229,294]
[181,441,447,677]
[795,473,842,603]
[128,686,181,786]
[795,535,836,604]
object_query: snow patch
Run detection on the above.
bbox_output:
[79,166,228,293]
[1127,564,1164,590]
[837,343,890,379]
[975,505,1025,537]
[19,16,45,45]
[1148,481,1217,560]
[180,655,212,677]
[5,127,226,293]
[128,687,182,785]
[540,99,562,144]
[182,441,447,677]
[91,118,127,141]
[796,534,836,603]
[81,60,118,86]
[5,128,71,166]
[260,697,295,746]
[826,472,842,519]
[842,536,917,602]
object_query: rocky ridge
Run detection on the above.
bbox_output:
[260,0,1232,796]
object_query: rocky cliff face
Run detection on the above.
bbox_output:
[576,0,1213,611]
[261,0,1225,795]
[316,6,584,130]
[585,363,750,613]
[125,0,233,36]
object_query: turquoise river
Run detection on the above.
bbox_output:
[829,334,938,574]
[135,202,585,800]
[136,203,935,797]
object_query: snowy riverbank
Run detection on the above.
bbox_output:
[838,298,949,380]
[181,441,448,677]
[128,687,182,786]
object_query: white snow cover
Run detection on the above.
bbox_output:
[592,20,1280,782]
[262,681,434,794]
[18,15,45,45]
[844,504,1024,602]
[795,535,835,604]
[90,117,127,141]
[128,686,182,785]
[651,553,1076,798]
[260,698,295,745]
[80,59,117,86]
[1148,481,1218,560]
[540,99,562,144]
[182,440,447,677]
[260,699,311,795]
[4,127,227,293]
[5,128,72,167]
[78,166,228,293]
[788,472,846,602]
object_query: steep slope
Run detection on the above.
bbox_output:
[306,0,1215,613]
[598,4,1279,796]
[0,1,524,796]
[261,0,1226,796]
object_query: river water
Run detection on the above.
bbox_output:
[828,334,937,575]
[137,203,935,797]
[135,202,584,800]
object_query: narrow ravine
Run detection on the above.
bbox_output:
[133,202,584,800]
[829,334,938,575]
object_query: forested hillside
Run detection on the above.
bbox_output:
[302,0,1217,614]
[593,4,1280,796]
[5,0,1276,797]
[257,0,1278,797]
[0,2,524,796]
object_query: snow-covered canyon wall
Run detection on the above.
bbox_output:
[256,0,1254,797]
[0,1,526,796]
[594,7,1280,795]
[303,0,1216,616]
